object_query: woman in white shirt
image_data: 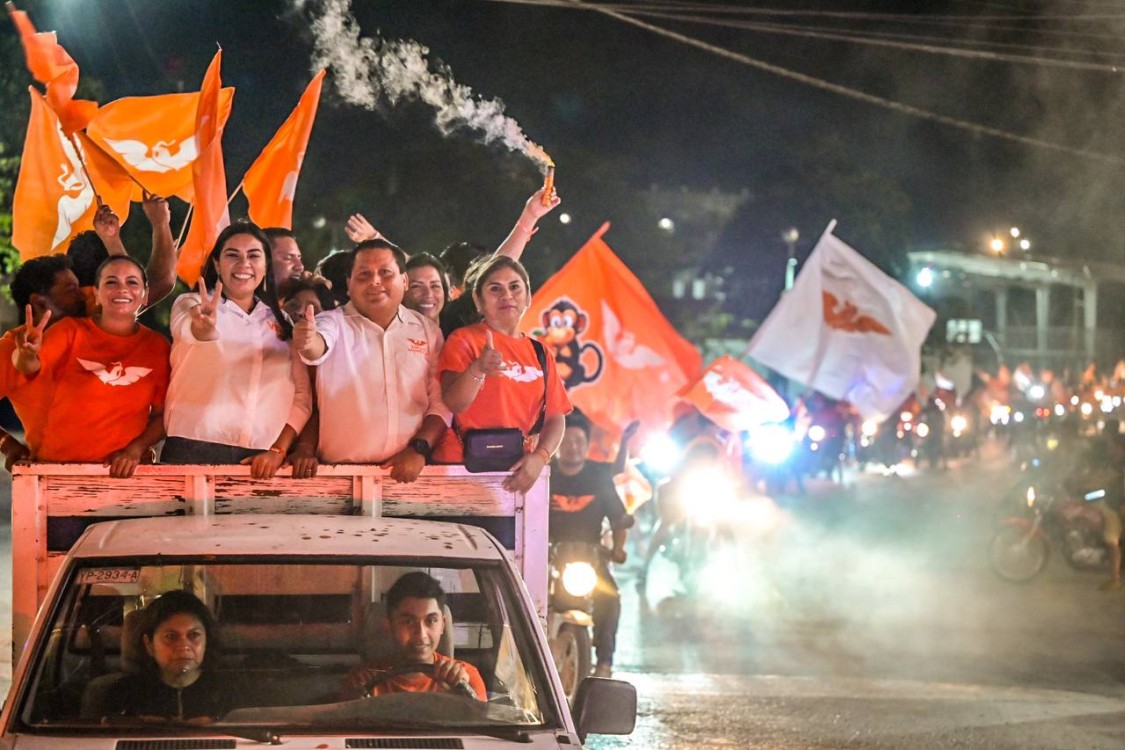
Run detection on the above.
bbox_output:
[162,221,312,477]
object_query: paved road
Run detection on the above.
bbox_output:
[591,441,1125,748]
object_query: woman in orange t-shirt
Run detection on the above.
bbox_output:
[12,256,169,478]
[434,256,571,493]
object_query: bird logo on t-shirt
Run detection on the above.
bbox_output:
[77,358,153,386]
[500,361,543,383]
[550,493,597,512]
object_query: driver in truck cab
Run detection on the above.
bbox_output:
[343,572,487,700]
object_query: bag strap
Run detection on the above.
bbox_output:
[529,338,549,435]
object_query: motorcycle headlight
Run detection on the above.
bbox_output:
[1026,486,1036,507]
[807,425,827,443]
[950,415,968,433]
[916,423,930,438]
[749,423,794,465]
[561,561,598,597]
[861,420,878,438]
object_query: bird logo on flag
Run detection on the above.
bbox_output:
[102,137,198,173]
[822,292,891,335]
[601,302,666,369]
[77,359,153,386]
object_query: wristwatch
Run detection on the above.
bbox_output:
[409,438,432,460]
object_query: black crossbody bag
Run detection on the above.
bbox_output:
[459,339,549,473]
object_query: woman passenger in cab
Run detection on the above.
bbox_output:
[11,256,169,478]
[432,256,571,493]
[103,590,228,722]
[161,222,311,478]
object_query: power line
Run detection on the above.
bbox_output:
[549,0,1123,164]
[625,10,1125,72]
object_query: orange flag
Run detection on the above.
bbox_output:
[8,3,97,135]
[524,223,702,438]
[176,50,232,285]
[13,88,94,259]
[12,90,134,260]
[244,70,325,229]
[678,355,790,432]
[85,88,234,201]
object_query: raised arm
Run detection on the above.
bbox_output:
[141,193,177,307]
[187,279,223,342]
[92,204,127,256]
[494,187,561,261]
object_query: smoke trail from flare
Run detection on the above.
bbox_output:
[302,0,551,171]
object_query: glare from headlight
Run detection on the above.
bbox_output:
[640,434,681,471]
[749,423,794,465]
[861,419,878,437]
[1026,486,1036,507]
[950,415,968,433]
[807,425,827,443]
[1053,404,1065,417]
[1013,411,1025,423]
[1080,402,1094,417]
[900,411,913,423]
[916,423,930,438]
[561,561,598,597]
[1028,384,1046,401]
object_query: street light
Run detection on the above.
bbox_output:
[1010,226,1021,238]
[558,213,572,225]
[658,217,675,233]
[782,227,799,291]
[989,237,1005,254]
[1019,238,1030,251]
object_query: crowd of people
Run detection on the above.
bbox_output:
[0,186,573,493]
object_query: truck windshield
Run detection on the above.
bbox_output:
[16,559,553,733]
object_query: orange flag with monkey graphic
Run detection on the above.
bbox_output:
[523,223,702,440]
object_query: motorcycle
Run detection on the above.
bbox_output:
[546,541,600,701]
[989,479,1109,583]
[650,464,740,595]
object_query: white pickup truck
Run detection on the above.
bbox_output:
[2,464,636,747]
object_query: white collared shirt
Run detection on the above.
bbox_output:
[302,302,450,463]
[165,293,312,449]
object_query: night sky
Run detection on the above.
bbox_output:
[7,0,1125,324]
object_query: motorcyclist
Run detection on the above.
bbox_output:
[1075,425,1125,590]
[919,396,947,470]
[637,434,730,589]
[549,410,633,678]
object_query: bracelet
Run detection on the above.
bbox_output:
[268,446,286,456]
[468,368,485,382]
[533,446,552,463]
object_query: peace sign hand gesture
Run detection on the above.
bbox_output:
[188,278,222,337]
[13,305,51,374]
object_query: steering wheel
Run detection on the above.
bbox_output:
[363,663,478,700]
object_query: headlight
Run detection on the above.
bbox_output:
[861,419,878,437]
[1028,384,1045,401]
[900,411,913,423]
[916,423,930,438]
[1026,486,1036,507]
[1080,402,1094,417]
[561,561,597,597]
[684,467,739,524]
[950,415,968,433]
[749,423,794,465]
[807,425,827,443]
[639,434,681,472]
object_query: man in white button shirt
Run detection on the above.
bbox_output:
[292,240,449,482]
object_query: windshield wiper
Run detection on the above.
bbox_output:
[213,726,284,744]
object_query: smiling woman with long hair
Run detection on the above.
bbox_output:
[11,256,170,478]
[161,221,312,477]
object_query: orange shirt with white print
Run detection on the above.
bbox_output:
[0,328,52,449]
[433,322,572,464]
[365,652,487,700]
[31,317,170,461]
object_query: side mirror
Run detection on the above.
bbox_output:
[572,677,637,739]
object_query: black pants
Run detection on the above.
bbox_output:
[592,563,621,668]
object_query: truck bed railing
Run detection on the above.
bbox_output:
[9,463,548,661]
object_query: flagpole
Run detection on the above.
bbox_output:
[64,133,105,209]
[227,181,244,206]
[176,203,193,249]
